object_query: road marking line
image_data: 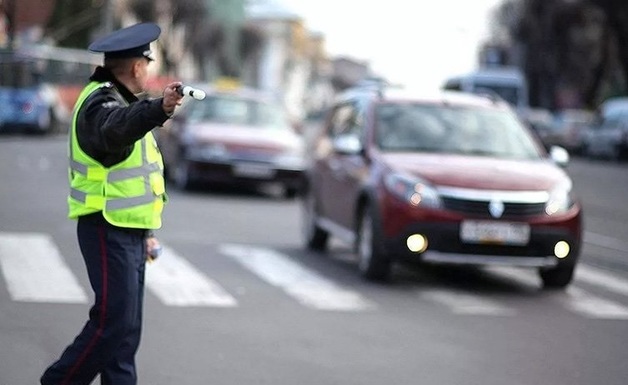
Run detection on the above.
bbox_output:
[0,232,88,303]
[219,244,375,311]
[421,289,516,316]
[584,231,628,252]
[562,287,628,320]
[576,264,628,297]
[146,246,237,307]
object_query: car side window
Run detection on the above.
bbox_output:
[329,102,363,139]
[601,115,621,130]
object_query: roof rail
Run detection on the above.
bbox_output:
[349,78,403,98]
[472,88,503,104]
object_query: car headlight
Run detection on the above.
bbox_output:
[384,173,442,208]
[545,181,574,215]
[186,143,228,161]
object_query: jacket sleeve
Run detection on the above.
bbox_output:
[83,89,170,154]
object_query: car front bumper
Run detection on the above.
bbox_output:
[383,221,581,268]
[186,159,305,189]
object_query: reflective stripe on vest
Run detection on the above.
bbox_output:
[69,138,160,210]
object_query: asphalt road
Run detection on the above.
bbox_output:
[1,134,628,385]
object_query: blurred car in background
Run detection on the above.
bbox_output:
[519,108,554,146]
[0,53,61,134]
[303,86,582,289]
[582,98,628,160]
[598,96,628,117]
[541,109,594,155]
[157,82,306,198]
[442,66,529,113]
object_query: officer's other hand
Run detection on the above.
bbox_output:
[146,236,162,262]
[162,82,183,116]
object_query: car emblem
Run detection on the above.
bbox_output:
[488,200,505,218]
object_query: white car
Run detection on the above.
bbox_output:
[583,98,628,160]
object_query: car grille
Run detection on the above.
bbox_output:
[441,196,546,219]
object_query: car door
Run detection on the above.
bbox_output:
[326,101,369,233]
[315,100,367,234]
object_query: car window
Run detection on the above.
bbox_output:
[375,103,542,160]
[0,59,41,88]
[329,102,362,139]
[471,83,519,106]
[601,115,622,129]
[187,95,288,129]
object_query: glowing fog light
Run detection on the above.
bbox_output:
[554,241,570,259]
[407,234,428,253]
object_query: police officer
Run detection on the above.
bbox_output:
[41,22,183,385]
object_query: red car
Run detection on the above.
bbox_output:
[157,84,306,197]
[302,87,582,288]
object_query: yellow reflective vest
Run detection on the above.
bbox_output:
[68,81,166,229]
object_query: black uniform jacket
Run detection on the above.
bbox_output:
[76,66,170,167]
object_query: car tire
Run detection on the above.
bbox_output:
[284,186,299,200]
[539,264,576,289]
[581,142,591,158]
[173,160,194,191]
[609,144,621,161]
[302,191,328,251]
[357,206,392,281]
[33,108,54,134]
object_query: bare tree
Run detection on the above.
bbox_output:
[491,0,623,109]
[587,0,628,97]
[127,0,263,80]
[45,0,101,48]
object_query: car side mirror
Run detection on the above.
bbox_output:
[332,134,363,155]
[549,145,569,167]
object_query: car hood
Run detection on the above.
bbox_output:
[381,153,570,191]
[185,122,302,151]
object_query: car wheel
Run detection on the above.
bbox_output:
[609,144,621,161]
[357,206,392,281]
[34,108,53,134]
[302,191,328,251]
[617,144,628,161]
[284,186,299,199]
[581,142,591,158]
[539,264,576,289]
[173,160,194,190]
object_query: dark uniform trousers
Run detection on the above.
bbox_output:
[41,212,147,385]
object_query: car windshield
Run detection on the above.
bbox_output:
[375,103,542,160]
[0,58,41,88]
[472,83,520,106]
[187,95,288,129]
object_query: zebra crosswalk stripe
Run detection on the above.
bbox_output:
[486,265,628,319]
[219,244,375,311]
[145,245,237,307]
[0,232,88,303]
[421,289,516,316]
[562,287,628,320]
[575,264,628,297]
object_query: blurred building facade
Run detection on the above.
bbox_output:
[246,0,334,120]
[0,0,56,48]
[1,0,374,121]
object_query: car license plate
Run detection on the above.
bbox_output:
[233,163,276,179]
[460,221,530,245]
